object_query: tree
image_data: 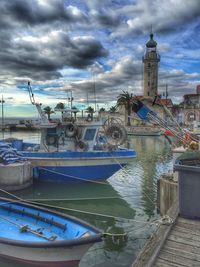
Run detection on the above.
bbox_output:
[55,102,65,111]
[72,106,79,121]
[117,91,133,126]
[99,107,106,113]
[109,106,117,113]
[43,106,54,120]
[86,106,95,119]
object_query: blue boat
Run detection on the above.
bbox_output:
[0,197,102,267]
[5,82,136,183]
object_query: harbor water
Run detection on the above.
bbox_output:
[0,130,173,267]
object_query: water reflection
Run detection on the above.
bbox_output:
[129,136,172,218]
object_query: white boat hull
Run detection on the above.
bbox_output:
[0,238,93,267]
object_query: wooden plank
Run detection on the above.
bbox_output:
[158,250,200,267]
[178,217,200,227]
[176,219,200,232]
[170,228,200,243]
[174,222,200,234]
[164,239,200,255]
[172,225,200,237]
[154,258,182,267]
[161,246,200,262]
[167,233,200,248]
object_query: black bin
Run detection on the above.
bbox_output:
[174,151,200,219]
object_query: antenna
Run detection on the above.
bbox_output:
[93,71,97,112]
[27,81,35,105]
[165,84,168,100]
[150,24,153,34]
[27,81,49,124]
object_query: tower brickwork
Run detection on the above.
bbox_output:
[143,33,160,98]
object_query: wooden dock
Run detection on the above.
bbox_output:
[132,174,200,267]
[132,201,200,267]
[154,216,200,267]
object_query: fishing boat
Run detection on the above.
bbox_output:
[0,197,102,267]
[192,121,200,136]
[126,125,161,136]
[4,82,136,183]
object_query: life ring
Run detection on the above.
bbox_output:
[105,124,127,145]
[46,135,58,146]
[65,123,77,137]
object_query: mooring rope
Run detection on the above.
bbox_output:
[26,196,121,201]
[0,189,158,225]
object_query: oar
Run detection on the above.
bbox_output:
[0,215,57,241]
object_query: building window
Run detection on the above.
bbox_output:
[187,112,196,122]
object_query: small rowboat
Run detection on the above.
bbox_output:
[0,197,102,266]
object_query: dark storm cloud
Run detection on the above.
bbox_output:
[0,0,87,28]
[111,0,200,36]
[0,0,108,82]
[0,32,108,81]
[92,10,120,27]
[68,36,108,68]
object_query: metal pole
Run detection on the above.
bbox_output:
[0,95,5,138]
[93,72,97,112]
[70,91,73,109]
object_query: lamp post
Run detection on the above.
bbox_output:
[0,95,5,137]
[65,90,73,109]
[66,90,74,119]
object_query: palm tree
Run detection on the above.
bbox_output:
[55,102,65,120]
[72,106,79,121]
[99,107,106,113]
[109,106,117,113]
[55,102,65,111]
[43,106,54,121]
[117,91,133,126]
[86,106,94,120]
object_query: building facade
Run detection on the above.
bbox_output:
[183,85,200,125]
[143,32,160,98]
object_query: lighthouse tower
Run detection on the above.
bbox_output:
[143,32,160,98]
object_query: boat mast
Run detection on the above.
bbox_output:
[27,81,49,124]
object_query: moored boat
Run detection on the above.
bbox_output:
[0,142,32,191]
[4,82,136,183]
[0,197,102,267]
[126,125,161,136]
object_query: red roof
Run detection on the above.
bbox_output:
[158,98,173,106]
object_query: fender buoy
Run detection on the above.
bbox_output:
[65,123,77,137]
[105,124,127,145]
[76,140,88,151]
[46,135,58,146]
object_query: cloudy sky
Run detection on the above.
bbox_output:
[1,0,200,117]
